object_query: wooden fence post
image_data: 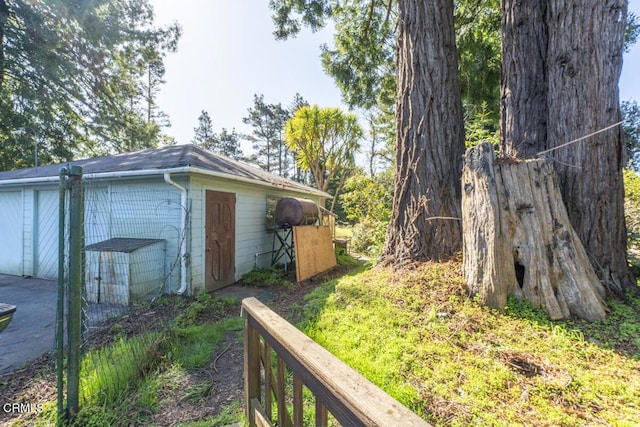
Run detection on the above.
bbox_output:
[244,311,261,425]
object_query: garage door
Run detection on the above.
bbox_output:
[35,190,59,279]
[0,191,23,276]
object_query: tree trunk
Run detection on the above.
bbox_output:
[0,0,9,87]
[462,143,607,321]
[500,0,548,157]
[501,0,635,296]
[381,0,465,263]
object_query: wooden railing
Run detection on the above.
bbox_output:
[242,297,431,426]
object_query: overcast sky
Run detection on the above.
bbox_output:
[150,0,640,148]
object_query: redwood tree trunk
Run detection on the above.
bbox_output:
[381,0,465,263]
[500,0,548,158]
[501,0,635,296]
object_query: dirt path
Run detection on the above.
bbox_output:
[0,275,336,426]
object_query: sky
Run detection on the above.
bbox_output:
[150,0,640,149]
[150,0,344,150]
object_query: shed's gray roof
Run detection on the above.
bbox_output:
[0,144,328,197]
[85,238,164,253]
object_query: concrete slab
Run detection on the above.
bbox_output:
[0,277,268,374]
[0,274,129,374]
[0,274,57,374]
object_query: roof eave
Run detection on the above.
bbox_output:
[185,166,332,198]
[0,166,332,198]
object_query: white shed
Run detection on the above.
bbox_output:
[0,144,329,300]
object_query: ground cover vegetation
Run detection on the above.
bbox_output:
[0,251,359,426]
[4,248,639,425]
[299,261,640,426]
[3,0,640,425]
[1,292,246,427]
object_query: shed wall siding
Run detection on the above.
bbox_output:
[0,178,184,293]
[0,170,323,297]
[188,176,322,295]
[83,179,185,294]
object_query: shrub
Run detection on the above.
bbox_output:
[241,266,292,287]
[351,218,387,258]
[624,168,640,249]
[173,293,227,328]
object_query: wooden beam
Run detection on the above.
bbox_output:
[262,342,272,423]
[293,374,304,426]
[242,297,431,427]
[251,398,274,427]
[244,318,261,426]
[315,398,328,427]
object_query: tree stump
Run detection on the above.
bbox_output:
[462,143,607,321]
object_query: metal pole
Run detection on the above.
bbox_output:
[66,165,83,418]
[56,167,68,424]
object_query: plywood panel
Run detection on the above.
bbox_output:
[293,226,336,282]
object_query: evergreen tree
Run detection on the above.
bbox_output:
[242,94,294,176]
[0,0,180,169]
[272,1,465,261]
[192,110,216,149]
[501,0,634,295]
[215,128,243,160]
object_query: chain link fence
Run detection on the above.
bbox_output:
[56,168,190,421]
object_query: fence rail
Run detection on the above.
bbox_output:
[242,297,430,427]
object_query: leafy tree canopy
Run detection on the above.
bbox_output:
[0,0,180,170]
[622,100,640,172]
[284,104,362,211]
[192,110,216,148]
[242,93,292,175]
[340,168,392,224]
[271,0,637,149]
[270,0,499,118]
[215,128,243,161]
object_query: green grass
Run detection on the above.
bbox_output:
[299,261,640,426]
[13,262,639,426]
[169,317,243,368]
[175,400,244,426]
[334,225,353,239]
[240,265,293,287]
[80,332,163,405]
[70,296,243,426]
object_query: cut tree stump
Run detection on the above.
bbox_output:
[462,143,607,321]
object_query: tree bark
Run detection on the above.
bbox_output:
[0,0,9,87]
[381,0,465,263]
[500,0,548,157]
[462,143,607,321]
[500,0,635,296]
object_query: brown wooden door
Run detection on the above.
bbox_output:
[205,190,236,291]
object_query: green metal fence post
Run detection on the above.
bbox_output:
[57,167,68,425]
[66,165,83,418]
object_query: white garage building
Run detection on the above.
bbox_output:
[0,144,327,300]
